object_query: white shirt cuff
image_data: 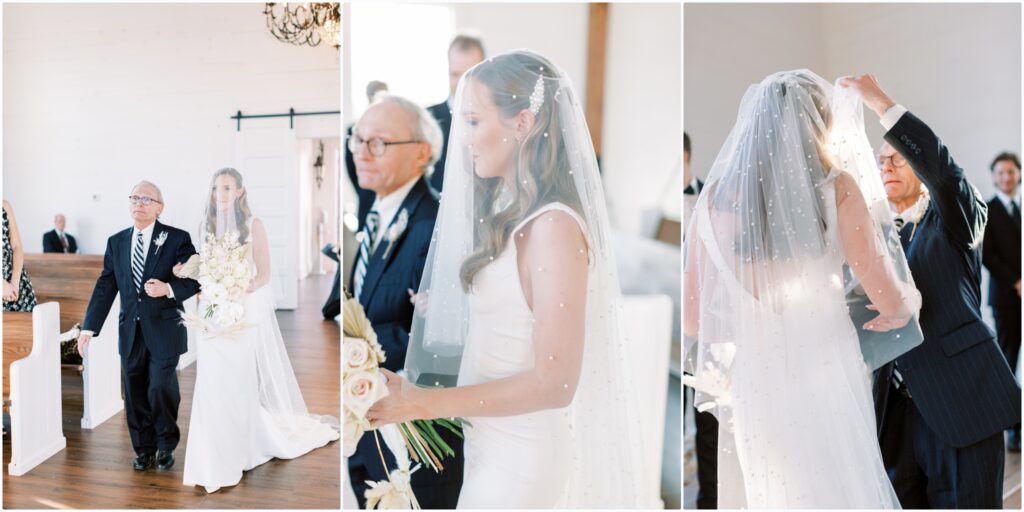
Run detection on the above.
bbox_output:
[880,104,908,131]
[167,286,176,300]
[81,330,94,337]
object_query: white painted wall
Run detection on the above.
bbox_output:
[3,3,340,256]
[602,3,681,236]
[684,3,827,180]
[684,3,1021,200]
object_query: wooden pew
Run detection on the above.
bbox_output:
[23,252,199,371]
[3,312,34,407]
[23,253,104,332]
[19,253,123,429]
[4,302,68,476]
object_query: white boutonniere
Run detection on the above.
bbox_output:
[153,231,169,255]
[381,209,409,259]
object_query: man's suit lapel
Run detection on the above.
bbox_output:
[141,220,164,285]
[359,178,429,304]
[119,228,138,298]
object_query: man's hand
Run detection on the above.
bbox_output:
[144,279,171,298]
[838,74,897,118]
[77,332,93,357]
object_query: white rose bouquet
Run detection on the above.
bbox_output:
[178,231,255,337]
[343,293,465,510]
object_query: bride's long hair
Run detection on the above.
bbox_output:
[204,167,252,242]
[458,52,585,291]
[707,71,837,262]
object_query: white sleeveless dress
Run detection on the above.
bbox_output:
[455,202,585,509]
[697,178,900,509]
[183,221,338,493]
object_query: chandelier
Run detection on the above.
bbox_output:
[264,3,340,49]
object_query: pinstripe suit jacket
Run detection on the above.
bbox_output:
[873,111,1021,449]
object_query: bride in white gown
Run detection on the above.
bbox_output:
[683,70,922,508]
[181,168,339,493]
[365,50,648,508]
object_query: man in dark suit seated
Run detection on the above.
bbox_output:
[425,34,485,193]
[321,243,341,320]
[346,94,463,508]
[42,213,78,253]
[983,151,1021,451]
[843,75,1021,509]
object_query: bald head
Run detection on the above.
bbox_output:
[54,214,66,232]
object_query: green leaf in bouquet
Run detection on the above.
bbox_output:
[412,421,450,458]
[433,417,469,437]
[397,423,428,465]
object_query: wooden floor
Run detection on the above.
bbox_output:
[684,427,1022,509]
[3,274,340,509]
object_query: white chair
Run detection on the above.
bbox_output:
[81,294,124,429]
[622,294,674,509]
[8,302,67,476]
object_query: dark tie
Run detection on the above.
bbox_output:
[353,211,380,299]
[60,232,69,252]
[1011,201,1020,225]
[132,231,145,292]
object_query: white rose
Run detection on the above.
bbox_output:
[344,371,388,419]
[233,265,249,279]
[229,302,245,321]
[212,305,232,327]
[343,414,364,457]
[344,337,373,375]
[221,275,236,288]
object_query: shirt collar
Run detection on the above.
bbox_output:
[893,190,930,225]
[996,190,1019,210]
[133,222,156,238]
[372,176,419,229]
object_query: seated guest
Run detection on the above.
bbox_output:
[42,213,78,253]
[3,199,37,311]
[982,151,1022,451]
[321,243,341,320]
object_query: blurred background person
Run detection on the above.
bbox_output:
[425,34,485,192]
[983,151,1022,452]
[42,213,78,253]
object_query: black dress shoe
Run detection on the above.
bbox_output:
[156,450,175,470]
[133,453,154,470]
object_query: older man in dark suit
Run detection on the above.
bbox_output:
[346,94,463,508]
[842,75,1021,509]
[43,213,78,253]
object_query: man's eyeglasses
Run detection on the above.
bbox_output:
[877,153,907,169]
[129,195,162,206]
[348,134,421,157]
